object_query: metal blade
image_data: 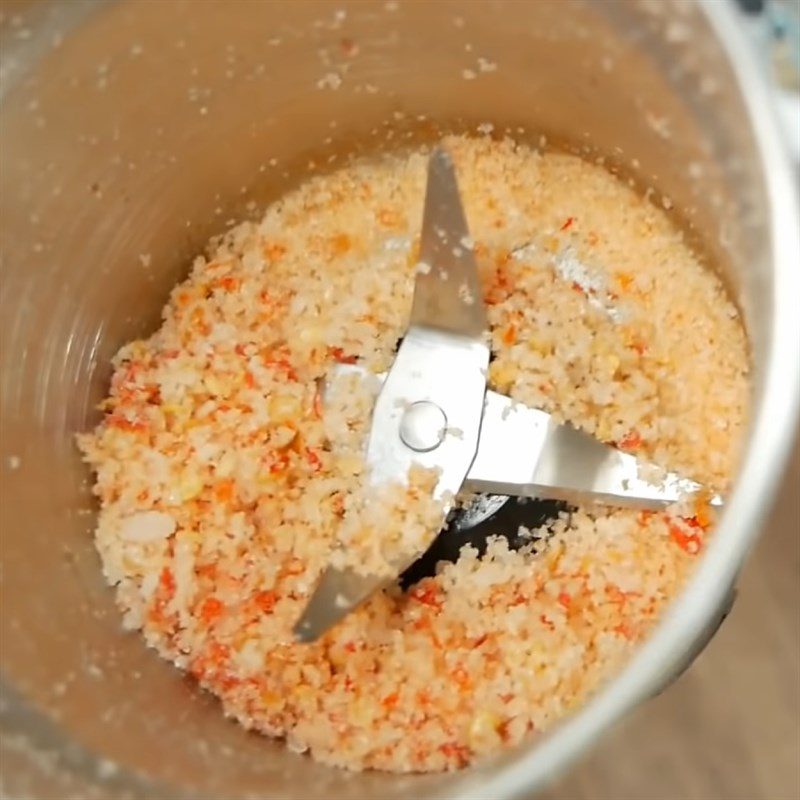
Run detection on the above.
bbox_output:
[293,567,388,643]
[320,366,722,509]
[293,148,489,642]
[410,147,487,338]
[465,392,722,508]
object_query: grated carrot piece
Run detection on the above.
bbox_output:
[330,233,351,255]
[327,346,357,364]
[214,480,235,503]
[200,596,224,624]
[305,448,322,472]
[616,272,635,291]
[410,581,440,608]
[452,666,471,691]
[618,430,643,451]
[215,275,240,292]
[254,590,277,614]
[312,386,324,419]
[107,414,148,433]
[669,521,703,554]
[159,567,175,598]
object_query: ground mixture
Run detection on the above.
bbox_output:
[78,135,749,772]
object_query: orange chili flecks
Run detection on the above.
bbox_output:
[214,479,235,503]
[689,497,713,530]
[107,414,148,433]
[381,691,399,709]
[244,370,256,389]
[637,510,656,526]
[200,596,224,624]
[112,360,143,395]
[557,592,572,610]
[616,272,635,292]
[258,290,281,314]
[330,232,351,255]
[440,742,470,766]
[159,566,176,599]
[452,666,471,691]
[196,563,217,580]
[203,642,230,670]
[151,568,176,621]
[278,557,304,578]
[501,323,517,345]
[605,584,641,606]
[560,216,575,231]
[312,386,324,419]
[262,348,298,381]
[669,522,703,555]
[625,334,648,355]
[410,582,440,608]
[305,447,322,472]
[485,260,512,305]
[190,307,211,336]
[254,590,277,614]
[413,616,431,632]
[618,429,643,451]
[268,451,290,475]
[215,275,240,292]
[613,622,634,640]
[327,346,357,364]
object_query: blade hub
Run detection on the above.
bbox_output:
[399,400,447,452]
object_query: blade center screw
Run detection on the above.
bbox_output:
[399,401,447,452]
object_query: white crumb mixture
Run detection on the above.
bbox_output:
[77,135,748,773]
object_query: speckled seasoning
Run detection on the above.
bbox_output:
[78,135,748,773]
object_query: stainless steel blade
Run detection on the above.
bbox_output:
[293,567,386,643]
[410,147,487,338]
[465,391,722,508]
[295,373,722,643]
[294,147,489,643]
[320,365,723,509]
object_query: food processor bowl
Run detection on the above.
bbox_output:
[1,1,798,797]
